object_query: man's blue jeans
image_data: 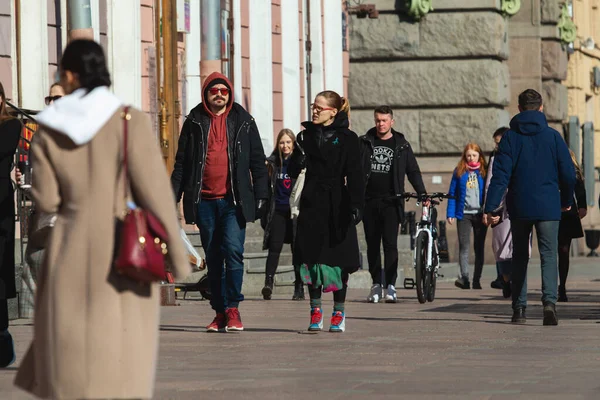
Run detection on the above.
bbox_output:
[197,198,246,313]
[510,220,559,310]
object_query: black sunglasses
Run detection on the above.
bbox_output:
[45,95,62,105]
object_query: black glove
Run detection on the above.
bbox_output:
[256,199,268,220]
[351,208,362,225]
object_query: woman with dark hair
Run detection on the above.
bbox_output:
[289,90,364,332]
[14,39,190,399]
[0,82,22,368]
[261,128,305,300]
[484,127,514,297]
[557,150,587,302]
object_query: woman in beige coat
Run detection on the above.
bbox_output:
[14,39,190,399]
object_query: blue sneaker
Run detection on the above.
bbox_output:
[0,330,16,368]
[329,311,346,332]
[308,307,323,331]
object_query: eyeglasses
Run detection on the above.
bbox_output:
[45,95,62,105]
[310,103,335,113]
[208,87,230,96]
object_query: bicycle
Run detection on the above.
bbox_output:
[401,192,453,304]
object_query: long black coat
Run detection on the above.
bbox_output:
[288,112,365,272]
[559,176,587,240]
[170,102,268,224]
[0,118,21,300]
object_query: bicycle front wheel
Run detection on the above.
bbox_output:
[414,231,429,304]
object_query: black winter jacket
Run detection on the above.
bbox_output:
[359,128,426,219]
[170,102,268,224]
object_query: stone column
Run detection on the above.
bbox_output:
[540,0,569,133]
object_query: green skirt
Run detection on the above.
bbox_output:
[298,263,347,292]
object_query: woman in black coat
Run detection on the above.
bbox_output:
[557,150,587,302]
[261,128,304,301]
[289,90,364,333]
[0,82,22,367]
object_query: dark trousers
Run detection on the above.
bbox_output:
[558,235,572,288]
[308,271,349,303]
[197,198,246,313]
[265,209,299,281]
[363,198,400,287]
[511,220,559,309]
[0,300,7,331]
[456,213,487,282]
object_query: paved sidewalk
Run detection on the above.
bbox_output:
[2,259,600,399]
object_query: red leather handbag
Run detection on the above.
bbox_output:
[113,107,168,283]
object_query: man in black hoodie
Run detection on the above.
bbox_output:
[360,106,426,303]
[171,72,268,333]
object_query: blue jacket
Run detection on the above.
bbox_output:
[484,110,576,221]
[447,169,485,220]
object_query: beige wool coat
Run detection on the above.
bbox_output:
[14,108,190,399]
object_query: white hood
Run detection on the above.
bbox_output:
[35,86,123,146]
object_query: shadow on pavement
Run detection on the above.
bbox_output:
[427,302,600,321]
[159,324,298,333]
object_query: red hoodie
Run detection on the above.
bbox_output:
[201,72,234,199]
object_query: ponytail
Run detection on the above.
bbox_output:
[315,90,350,116]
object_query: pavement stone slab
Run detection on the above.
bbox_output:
[1,260,600,399]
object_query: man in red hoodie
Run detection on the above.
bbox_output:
[172,73,268,332]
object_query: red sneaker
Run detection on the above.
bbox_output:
[206,313,226,332]
[226,307,244,331]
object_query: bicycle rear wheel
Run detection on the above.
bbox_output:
[415,231,429,304]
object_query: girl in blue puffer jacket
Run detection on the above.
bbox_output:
[447,143,488,290]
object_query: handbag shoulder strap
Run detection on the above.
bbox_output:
[121,106,131,205]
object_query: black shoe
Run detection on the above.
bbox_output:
[454,277,470,289]
[0,330,16,368]
[511,308,526,324]
[292,281,305,300]
[558,285,568,302]
[262,276,274,300]
[490,278,503,289]
[543,302,558,326]
[472,280,482,290]
[502,280,512,299]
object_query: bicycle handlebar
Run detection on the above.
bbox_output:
[398,192,454,201]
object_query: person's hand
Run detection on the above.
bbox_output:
[422,199,431,207]
[482,214,488,226]
[352,208,362,225]
[255,199,267,219]
[15,168,23,186]
[175,202,184,221]
[446,217,455,225]
[579,208,587,219]
[561,206,572,212]
[486,213,500,226]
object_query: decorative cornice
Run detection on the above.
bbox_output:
[406,0,433,20]
[558,3,577,44]
[501,0,521,17]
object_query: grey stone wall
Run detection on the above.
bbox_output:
[349,3,511,154]
[348,0,570,263]
[350,13,509,60]
[351,108,510,153]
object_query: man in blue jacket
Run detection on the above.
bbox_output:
[485,89,576,326]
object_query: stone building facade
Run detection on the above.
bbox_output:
[0,0,349,155]
[348,0,574,264]
[564,0,600,233]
